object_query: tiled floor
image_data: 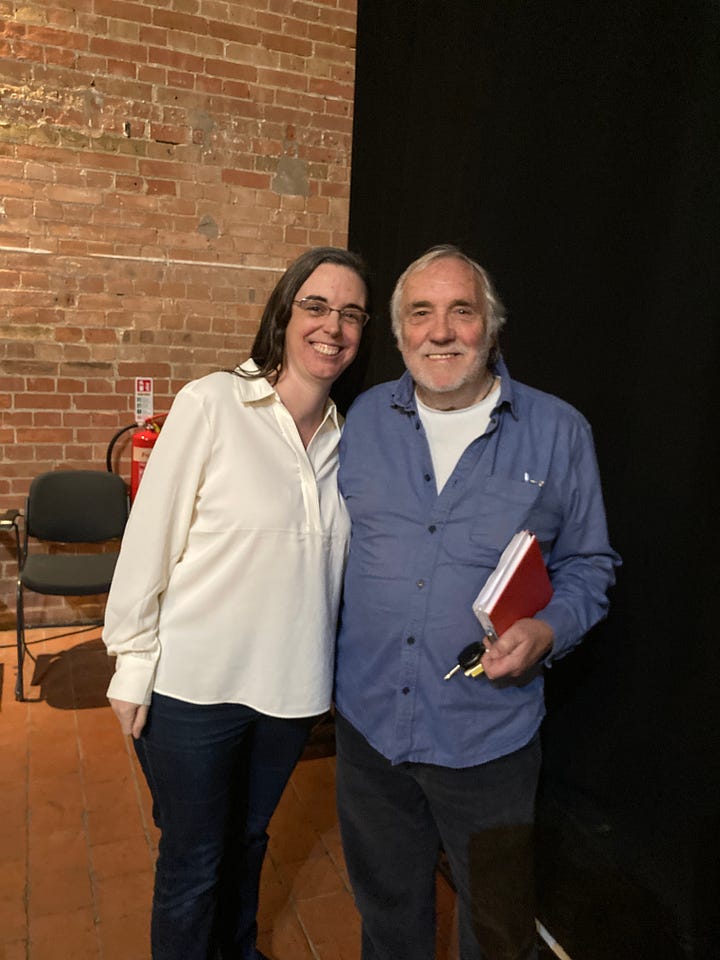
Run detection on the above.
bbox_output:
[0,626,459,960]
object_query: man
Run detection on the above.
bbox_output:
[334,245,620,960]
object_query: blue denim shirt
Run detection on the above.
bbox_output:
[335,360,621,767]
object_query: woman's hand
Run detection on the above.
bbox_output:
[109,698,149,739]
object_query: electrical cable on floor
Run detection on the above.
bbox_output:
[536,920,573,960]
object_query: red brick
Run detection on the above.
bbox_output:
[151,9,207,35]
[24,25,90,50]
[89,36,147,62]
[221,169,271,189]
[261,32,312,58]
[93,0,152,24]
[208,21,262,45]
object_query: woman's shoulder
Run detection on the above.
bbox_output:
[178,370,243,402]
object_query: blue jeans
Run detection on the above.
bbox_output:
[335,713,540,960]
[135,693,316,960]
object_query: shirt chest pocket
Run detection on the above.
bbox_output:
[445,476,562,566]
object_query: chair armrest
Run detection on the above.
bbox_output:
[1,509,22,562]
[1,509,21,527]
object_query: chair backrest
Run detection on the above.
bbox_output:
[25,470,129,543]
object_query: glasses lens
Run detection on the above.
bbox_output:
[298,299,330,317]
[296,300,367,326]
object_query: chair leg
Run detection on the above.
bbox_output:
[15,579,25,701]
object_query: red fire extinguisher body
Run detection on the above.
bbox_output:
[130,425,158,501]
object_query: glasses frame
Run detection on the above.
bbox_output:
[292,298,369,328]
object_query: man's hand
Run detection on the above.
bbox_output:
[481,618,554,680]
[109,698,149,739]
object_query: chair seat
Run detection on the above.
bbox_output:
[20,552,120,596]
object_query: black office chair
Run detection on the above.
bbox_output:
[14,470,129,701]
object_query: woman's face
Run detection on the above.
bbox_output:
[281,263,367,389]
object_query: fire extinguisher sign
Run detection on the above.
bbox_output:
[135,377,154,424]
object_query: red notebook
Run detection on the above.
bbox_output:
[471,530,553,641]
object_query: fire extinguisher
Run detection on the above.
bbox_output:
[106,415,166,502]
[130,419,161,501]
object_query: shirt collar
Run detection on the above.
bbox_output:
[390,355,518,419]
[233,359,341,430]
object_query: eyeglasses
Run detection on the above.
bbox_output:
[293,298,369,328]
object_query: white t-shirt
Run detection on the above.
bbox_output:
[103,363,349,717]
[416,380,501,492]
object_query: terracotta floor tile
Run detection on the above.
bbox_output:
[0,940,29,960]
[0,860,25,902]
[260,852,285,887]
[76,714,123,753]
[271,782,313,828]
[0,742,28,787]
[29,906,96,948]
[317,829,351,885]
[313,940,361,960]
[76,723,127,758]
[28,699,76,729]
[28,827,88,874]
[83,773,139,812]
[0,782,27,833]
[262,905,316,960]
[0,824,26,865]
[84,776,148,847]
[290,756,337,799]
[28,741,80,781]
[97,908,151,960]
[30,928,99,960]
[294,888,362,946]
[80,750,130,786]
[94,870,154,921]
[0,896,28,944]
[27,777,85,836]
[90,835,155,881]
[28,770,84,808]
[0,708,28,739]
[268,820,326,866]
[86,807,148,848]
[257,878,294,933]
[278,851,349,900]
[27,865,94,919]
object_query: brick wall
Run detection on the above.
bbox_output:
[0,0,357,628]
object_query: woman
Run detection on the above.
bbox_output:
[102,247,370,960]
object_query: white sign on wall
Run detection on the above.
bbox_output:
[134,377,154,424]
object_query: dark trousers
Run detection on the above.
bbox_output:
[135,693,315,960]
[335,713,540,960]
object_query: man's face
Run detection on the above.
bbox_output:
[398,257,493,410]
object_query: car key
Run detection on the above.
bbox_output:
[443,640,488,680]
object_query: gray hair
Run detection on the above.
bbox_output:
[390,244,506,363]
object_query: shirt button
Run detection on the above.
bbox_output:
[406,636,415,645]
[416,579,425,589]
[402,687,410,695]
[424,474,432,482]
[428,525,436,534]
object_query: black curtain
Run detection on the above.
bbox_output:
[345,2,720,958]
